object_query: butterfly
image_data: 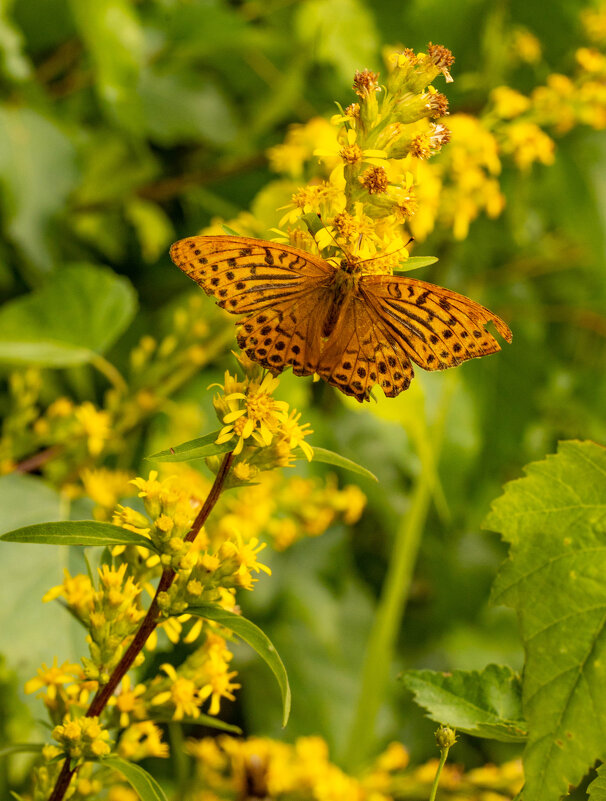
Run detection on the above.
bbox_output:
[170,235,512,402]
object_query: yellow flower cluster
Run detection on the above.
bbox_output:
[148,631,240,719]
[51,714,112,761]
[212,361,313,473]
[184,734,524,801]
[273,45,454,269]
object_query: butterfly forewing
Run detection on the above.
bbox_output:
[170,236,333,315]
[360,275,512,372]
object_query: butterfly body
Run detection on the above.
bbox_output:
[170,235,512,402]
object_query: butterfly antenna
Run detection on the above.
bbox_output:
[359,238,414,266]
[305,214,352,260]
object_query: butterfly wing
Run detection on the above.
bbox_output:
[360,275,512,371]
[316,292,414,401]
[237,288,336,378]
[170,235,333,314]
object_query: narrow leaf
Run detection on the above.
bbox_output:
[393,256,438,273]
[186,603,291,726]
[484,440,606,801]
[102,756,167,801]
[401,664,527,742]
[149,714,241,734]
[0,743,44,756]
[0,521,158,552]
[294,445,378,482]
[221,224,240,236]
[146,431,232,463]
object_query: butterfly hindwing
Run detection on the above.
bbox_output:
[317,293,414,401]
[170,236,332,315]
[237,288,335,377]
[360,275,512,372]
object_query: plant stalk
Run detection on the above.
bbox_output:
[48,450,234,801]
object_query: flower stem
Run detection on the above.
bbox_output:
[48,450,234,801]
[428,746,450,801]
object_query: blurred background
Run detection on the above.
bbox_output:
[0,0,605,791]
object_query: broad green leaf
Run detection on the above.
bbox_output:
[295,0,379,84]
[400,664,527,742]
[589,763,606,800]
[0,264,137,366]
[125,198,174,263]
[147,431,232,463]
[0,7,31,81]
[294,445,378,482]
[1,521,157,551]
[102,756,167,801]
[139,69,236,146]
[0,107,78,276]
[70,0,144,129]
[485,440,606,801]
[393,256,439,273]
[186,604,291,727]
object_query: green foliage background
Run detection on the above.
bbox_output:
[0,0,605,793]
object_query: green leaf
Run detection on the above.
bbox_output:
[0,743,44,757]
[70,0,144,129]
[294,445,378,482]
[0,521,158,551]
[400,664,527,742]
[185,604,291,727]
[300,212,325,236]
[222,225,241,236]
[0,264,137,366]
[484,440,606,801]
[0,107,78,277]
[102,756,167,801]
[589,763,606,800]
[147,431,232,463]
[392,256,439,273]
[149,714,241,734]
[295,0,379,84]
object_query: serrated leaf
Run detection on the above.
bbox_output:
[185,604,291,727]
[393,256,438,273]
[294,445,378,482]
[102,757,167,801]
[146,431,232,463]
[400,664,527,742]
[0,521,158,551]
[484,440,606,801]
[0,264,136,366]
[588,763,606,800]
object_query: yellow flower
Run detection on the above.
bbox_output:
[198,651,241,715]
[152,663,201,720]
[491,86,531,119]
[74,402,111,456]
[107,675,147,728]
[24,658,81,700]
[118,721,169,761]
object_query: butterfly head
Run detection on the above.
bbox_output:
[339,255,362,275]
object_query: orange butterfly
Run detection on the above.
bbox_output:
[170,235,512,402]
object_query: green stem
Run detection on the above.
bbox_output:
[89,354,128,394]
[428,747,449,801]
[341,375,457,770]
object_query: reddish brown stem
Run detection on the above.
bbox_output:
[47,450,234,801]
